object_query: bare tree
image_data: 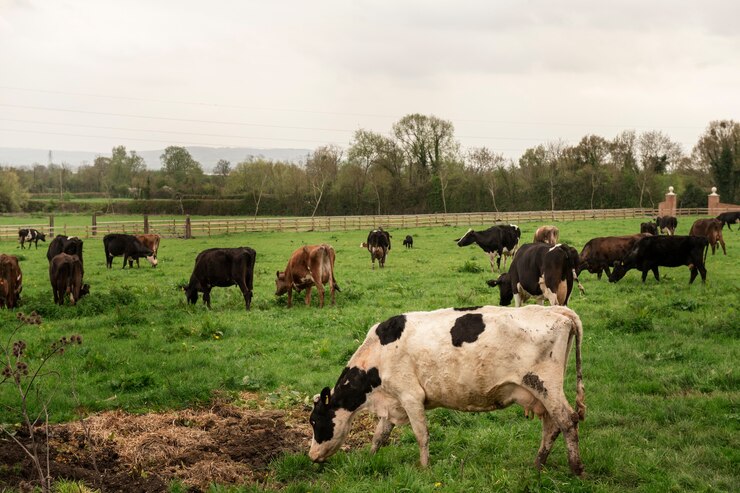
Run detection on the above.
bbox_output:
[467,147,509,212]
[306,145,341,218]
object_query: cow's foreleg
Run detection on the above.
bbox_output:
[370,418,395,453]
[287,288,293,308]
[305,285,314,306]
[203,288,212,309]
[651,267,660,282]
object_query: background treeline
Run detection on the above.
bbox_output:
[1,117,738,215]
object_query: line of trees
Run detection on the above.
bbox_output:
[1,117,738,215]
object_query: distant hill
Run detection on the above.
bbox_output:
[0,146,311,171]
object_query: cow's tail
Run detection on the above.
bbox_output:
[702,239,709,265]
[574,313,585,421]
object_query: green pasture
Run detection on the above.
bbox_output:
[0,217,738,492]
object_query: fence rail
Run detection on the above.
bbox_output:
[0,207,726,241]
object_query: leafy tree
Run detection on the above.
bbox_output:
[228,158,273,217]
[393,114,458,184]
[306,145,341,217]
[160,146,204,195]
[693,120,740,202]
[0,168,29,212]
[467,147,510,212]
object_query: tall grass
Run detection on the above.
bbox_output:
[0,217,737,491]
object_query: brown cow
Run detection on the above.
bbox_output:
[533,225,560,245]
[0,254,22,309]
[49,253,89,305]
[275,244,340,308]
[128,234,161,268]
[689,218,726,255]
[578,234,650,280]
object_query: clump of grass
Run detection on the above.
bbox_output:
[607,308,653,333]
[457,260,484,273]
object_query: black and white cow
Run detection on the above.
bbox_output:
[487,243,581,307]
[609,235,708,284]
[362,228,392,269]
[655,216,678,235]
[18,229,46,249]
[716,211,740,231]
[309,305,586,476]
[455,224,521,272]
[183,247,256,310]
[640,222,658,235]
[103,234,155,269]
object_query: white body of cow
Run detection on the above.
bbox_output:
[309,305,586,475]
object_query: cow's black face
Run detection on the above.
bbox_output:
[455,229,475,247]
[487,274,513,306]
[609,261,628,282]
[310,387,335,444]
[184,286,199,304]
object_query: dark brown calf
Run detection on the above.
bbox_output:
[276,244,339,308]
[578,234,650,279]
[49,253,89,306]
[0,254,22,309]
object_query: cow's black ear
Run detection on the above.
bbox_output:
[320,387,331,406]
[486,279,499,287]
[276,270,280,277]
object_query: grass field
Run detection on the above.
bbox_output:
[0,217,738,492]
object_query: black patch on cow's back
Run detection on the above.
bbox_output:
[522,372,548,396]
[376,315,406,345]
[332,366,382,411]
[453,306,482,311]
[450,313,486,347]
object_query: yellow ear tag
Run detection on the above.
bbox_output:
[324,395,330,405]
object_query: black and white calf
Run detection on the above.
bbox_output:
[18,229,46,249]
[309,305,586,475]
[655,216,678,235]
[455,224,521,272]
[488,243,581,307]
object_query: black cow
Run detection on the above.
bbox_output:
[49,253,89,306]
[609,235,708,284]
[640,222,658,235]
[103,234,154,269]
[363,228,392,269]
[183,247,256,310]
[47,235,84,273]
[403,235,413,249]
[716,211,740,230]
[487,242,580,307]
[655,216,678,235]
[455,224,521,272]
[18,229,46,249]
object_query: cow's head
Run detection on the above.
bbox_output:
[275,271,290,296]
[486,273,513,306]
[308,387,352,463]
[510,224,521,239]
[80,284,90,298]
[146,255,158,267]
[182,283,199,304]
[37,232,46,242]
[455,229,476,247]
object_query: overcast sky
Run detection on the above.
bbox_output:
[0,0,738,163]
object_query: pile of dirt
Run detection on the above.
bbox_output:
[0,394,383,492]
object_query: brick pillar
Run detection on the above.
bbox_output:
[707,187,720,215]
[659,186,677,217]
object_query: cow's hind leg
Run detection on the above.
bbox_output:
[535,412,561,471]
[237,280,252,310]
[542,395,584,476]
[370,418,395,453]
[203,288,212,309]
[399,390,430,467]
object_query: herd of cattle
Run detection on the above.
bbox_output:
[1,211,738,476]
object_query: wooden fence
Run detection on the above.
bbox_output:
[0,207,718,241]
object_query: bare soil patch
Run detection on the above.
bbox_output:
[0,394,382,492]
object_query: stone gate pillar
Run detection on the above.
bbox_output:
[658,186,677,217]
[707,187,720,215]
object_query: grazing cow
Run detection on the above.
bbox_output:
[0,254,22,309]
[689,218,726,255]
[49,253,89,306]
[487,243,580,307]
[577,234,650,280]
[18,228,46,249]
[609,235,708,284]
[308,305,586,476]
[655,216,678,235]
[47,235,84,271]
[362,228,392,269]
[275,244,339,308]
[403,235,413,249]
[103,234,155,269]
[183,247,256,310]
[127,234,161,268]
[640,222,658,235]
[716,211,740,230]
[455,224,521,272]
[533,225,559,245]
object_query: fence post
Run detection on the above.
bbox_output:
[144,214,149,234]
[49,215,54,237]
[185,215,192,239]
[91,212,97,237]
